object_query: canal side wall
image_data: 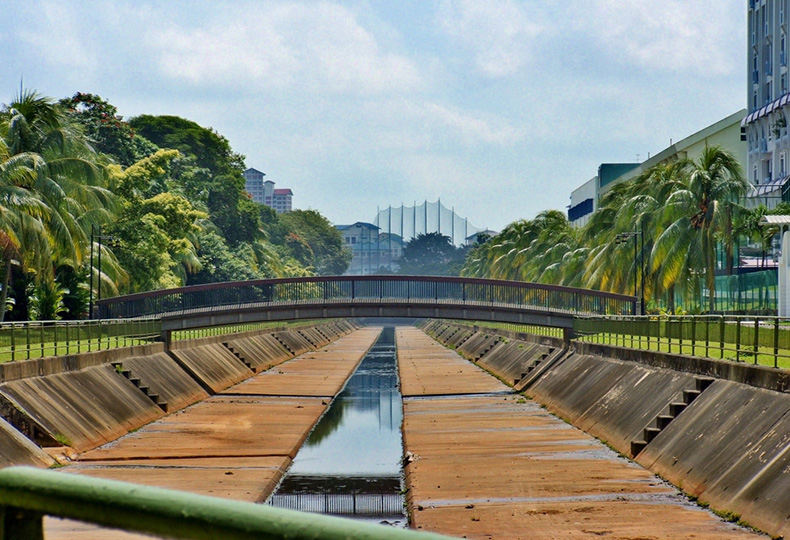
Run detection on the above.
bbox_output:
[421,320,790,539]
[0,320,359,463]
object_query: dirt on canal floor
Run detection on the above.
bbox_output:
[44,327,382,540]
[396,326,767,540]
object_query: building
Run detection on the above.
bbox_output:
[745,0,790,208]
[568,164,639,227]
[465,229,500,246]
[336,222,404,274]
[242,168,294,213]
[569,110,747,226]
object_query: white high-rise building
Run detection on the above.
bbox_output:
[745,0,790,207]
[243,168,294,213]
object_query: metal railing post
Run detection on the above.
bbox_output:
[736,317,742,362]
[774,317,780,368]
[1,507,44,539]
[720,315,725,359]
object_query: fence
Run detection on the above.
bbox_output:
[0,318,161,362]
[0,467,455,540]
[574,315,790,368]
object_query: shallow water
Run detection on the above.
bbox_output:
[268,327,406,526]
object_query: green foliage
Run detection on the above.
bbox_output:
[278,210,351,275]
[398,232,466,276]
[463,145,748,314]
[28,278,69,320]
[128,115,245,175]
[60,93,157,167]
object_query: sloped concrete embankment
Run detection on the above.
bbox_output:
[0,320,358,462]
[422,320,790,539]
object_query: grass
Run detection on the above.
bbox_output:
[0,319,331,363]
[578,332,790,370]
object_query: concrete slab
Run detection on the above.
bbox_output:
[169,343,254,393]
[0,416,54,467]
[402,327,765,540]
[122,352,209,412]
[41,327,383,540]
[0,364,164,452]
[223,327,382,397]
[397,329,504,397]
[78,395,327,461]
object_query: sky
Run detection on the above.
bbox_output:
[1,0,745,231]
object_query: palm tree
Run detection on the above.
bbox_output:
[0,90,115,318]
[651,145,746,312]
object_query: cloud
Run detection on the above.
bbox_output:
[146,2,421,94]
[436,0,544,77]
[14,1,97,72]
[576,0,743,76]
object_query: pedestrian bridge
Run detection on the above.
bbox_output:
[95,275,636,333]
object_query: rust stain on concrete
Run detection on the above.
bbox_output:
[397,327,765,540]
[45,327,382,539]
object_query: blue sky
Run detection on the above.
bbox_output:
[1,1,744,231]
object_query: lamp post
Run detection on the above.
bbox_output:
[89,225,118,319]
[616,230,645,315]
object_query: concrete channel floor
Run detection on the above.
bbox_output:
[396,326,767,540]
[44,327,382,540]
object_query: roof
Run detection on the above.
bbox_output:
[273,188,293,195]
[243,168,265,176]
[335,222,380,231]
[760,215,790,226]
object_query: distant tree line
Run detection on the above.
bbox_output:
[462,146,785,313]
[0,90,350,320]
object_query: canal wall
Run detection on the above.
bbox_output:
[0,320,358,460]
[422,320,790,539]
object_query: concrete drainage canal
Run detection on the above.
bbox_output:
[267,327,406,526]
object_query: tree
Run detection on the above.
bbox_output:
[0,90,114,319]
[128,115,245,175]
[651,146,746,312]
[399,232,465,276]
[278,210,351,275]
[60,93,157,167]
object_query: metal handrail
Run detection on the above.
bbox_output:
[0,318,161,362]
[95,275,637,320]
[0,467,458,540]
[574,314,790,368]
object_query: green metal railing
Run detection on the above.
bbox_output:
[0,467,457,540]
[0,318,161,362]
[574,315,790,369]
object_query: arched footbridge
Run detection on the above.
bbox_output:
[96,276,636,335]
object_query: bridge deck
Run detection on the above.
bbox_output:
[396,327,763,539]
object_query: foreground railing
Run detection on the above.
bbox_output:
[0,467,457,540]
[575,315,790,369]
[96,275,637,319]
[0,318,161,362]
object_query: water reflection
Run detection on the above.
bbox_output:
[269,327,405,524]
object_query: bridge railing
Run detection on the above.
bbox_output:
[96,276,636,320]
[0,467,456,540]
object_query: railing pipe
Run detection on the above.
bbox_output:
[0,467,458,540]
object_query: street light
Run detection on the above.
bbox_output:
[615,230,644,315]
[89,225,118,319]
